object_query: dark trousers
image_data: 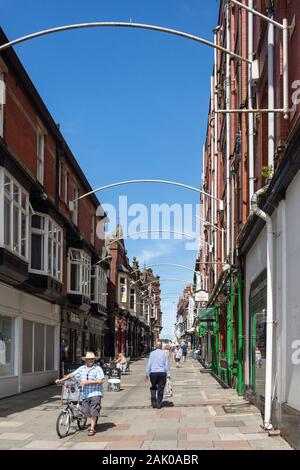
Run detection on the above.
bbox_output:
[149,372,167,406]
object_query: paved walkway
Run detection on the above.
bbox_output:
[0,356,292,450]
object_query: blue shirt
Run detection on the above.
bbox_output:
[74,364,104,399]
[145,349,170,376]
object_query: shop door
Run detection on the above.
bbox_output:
[249,270,267,399]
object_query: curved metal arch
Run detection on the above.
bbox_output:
[0,21,250,64]
[105,229,211,249]
[75,179,222,204]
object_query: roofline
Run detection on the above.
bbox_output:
[0,26,101,209]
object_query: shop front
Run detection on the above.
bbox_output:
[0,282,60,398]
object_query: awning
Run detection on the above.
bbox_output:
[199,307,216,321]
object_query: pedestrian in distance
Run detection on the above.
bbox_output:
[145,341,171,409]
[255,345,262,369]
[55,352,104,436]
[181,342,188,362]
[174,344,182,367]
[116,352,127,374]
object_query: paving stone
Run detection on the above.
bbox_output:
[213,440,252,449]
[187,433,219,441]
[0,357,292,451]
[178,440,213,449]
[69,442,108,450]
[0,422,24,428]
[24,440,62,449]
[215,420,245,427]
[0,432,33,440]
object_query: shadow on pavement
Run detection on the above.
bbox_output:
[0,385,62,417]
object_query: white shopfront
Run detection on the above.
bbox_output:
[244,170,300,419]
[0,282,60,398]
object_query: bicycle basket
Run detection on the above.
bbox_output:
[62,380,82,402]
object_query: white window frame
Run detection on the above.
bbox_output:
[91,265,107,306]
[118,275,128,304]
[0,167,29,261]
[29,213,63,282]
[68,248,91,297]
[72,187,79,225]
[130,288,136,313]
[0,71,5,138]
[37,129,45,185]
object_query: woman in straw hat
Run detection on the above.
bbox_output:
[55,352,104,436]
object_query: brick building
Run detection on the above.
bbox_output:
[196,0,300,446]
[0,27,109,397]
[106,225,161,359]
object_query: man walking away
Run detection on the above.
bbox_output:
[55,352,104,436]
[181,342,187,362]
[145,341,170,409]
[174,344,182,367]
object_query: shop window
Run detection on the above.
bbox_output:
[34,322,44,372]
[68,248,91,297]
[46,325,55,370]
[22,320,55,373]
[30,213,63,282]
[0,168,29,260]
[22,320,33,373]
[0,314,14,377]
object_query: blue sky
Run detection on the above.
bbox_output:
[0,0,219,339]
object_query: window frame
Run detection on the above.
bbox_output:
[29,212,63,282]
[0,168,29,261]
[91,264,107,306]
[0,71,5,138]
[72,186,79,226]
[36,129,45,185]
[68,248,91,297]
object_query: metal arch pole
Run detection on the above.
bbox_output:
[0,21,249,63]
[283,18,289,119]
[105,229,210,248]
[74,179,222,204]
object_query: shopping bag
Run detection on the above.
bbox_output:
[165,377,173,397]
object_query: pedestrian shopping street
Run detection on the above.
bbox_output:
[0,356,292,450]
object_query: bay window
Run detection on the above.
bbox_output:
[68,248,91,297]
[91,265,107,306]
[0,168,29,260]
[30,213,63,282]
[119,275,128,304]
[130,288,136,312]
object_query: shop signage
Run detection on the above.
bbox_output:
[195,290,209,302]
[70,312,80,324]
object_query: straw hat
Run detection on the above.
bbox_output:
[82,352,100,360]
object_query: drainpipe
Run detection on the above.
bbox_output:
[226,1,231,258]
[237,268,244,396]
[248,0,255,201]
[251,187,274,430]
[268,8,275,169]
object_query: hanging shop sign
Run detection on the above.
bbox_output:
[195,290,209,302]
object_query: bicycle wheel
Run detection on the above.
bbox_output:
[77,414,87,430]
[56,410,71,438]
